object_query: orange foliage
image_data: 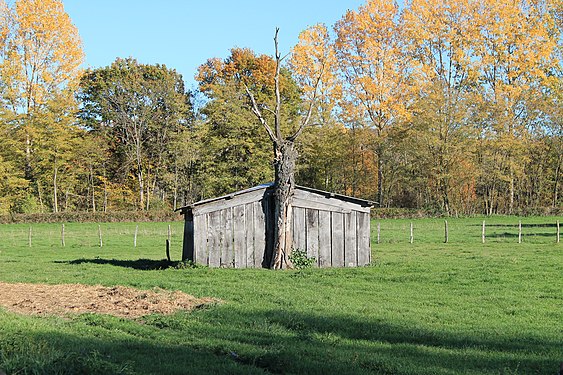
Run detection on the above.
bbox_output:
[289,24,341,107]
[196,48,282,95]
[0,0,10,51]
[334,0,413,132]
[2,0,84,112]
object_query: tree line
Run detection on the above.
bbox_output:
[0,0,562,216]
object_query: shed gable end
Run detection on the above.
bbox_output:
[180,184,372,268]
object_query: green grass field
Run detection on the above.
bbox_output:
[0,216,561,374]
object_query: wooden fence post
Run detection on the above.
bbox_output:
[61,224,65,247]
[377,222,380,244]
[557,220,560,244]
[98,225,103,247]
[482,221,486,244]
[166,225,172,261]
[28,226,32,248]
[518,220,522,244]
[444,220,449,243]
[410,222,414,244]
[134,225,139,247]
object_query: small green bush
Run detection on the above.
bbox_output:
[289,249,316,269]
[172,260,205,270]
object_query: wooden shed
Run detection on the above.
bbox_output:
[179,183,374,268]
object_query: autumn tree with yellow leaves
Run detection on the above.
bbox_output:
[475,0,558,214]
[0,0,84,212]
[333,0,414,207]
[0,0,562,217]
[402,0,482,214]
[289,24,377,198]
[285,0,563,214]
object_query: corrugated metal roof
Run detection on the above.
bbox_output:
[176,183,376,213]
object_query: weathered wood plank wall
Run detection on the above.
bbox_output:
[194,214,206,264]
[318,210,331,267]
[357,212,371,266]
[233,205,245,268]
[208,210,221,267]
[306,209,319,262]
[345,211,357,267]
[254,201,266,268]
[288,203,370,268]
[187,188,371,268]
[332,212,345,267]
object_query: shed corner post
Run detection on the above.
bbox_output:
[181,208,195,262]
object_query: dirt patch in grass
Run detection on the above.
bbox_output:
[0,282,216,318]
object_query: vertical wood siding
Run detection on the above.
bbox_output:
[344,211,357,267]
[244,203,255,267]
[331,212,345,267]
[207,210,221,267]
[233,205,246,268]
[253,201,266,268]
[187,189,371,268]
[194,214,207,265]
[318,210,332,267]
[357,212,371,266]
[306,209,319,263]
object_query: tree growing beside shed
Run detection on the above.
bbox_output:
[243,28,329,269]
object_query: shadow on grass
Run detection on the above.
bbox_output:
[218,309,560,374]
[0,325,259,375]
[486,232,559,238]
[58,258,183,270]
[471,223,559,228]
[2,308,559,375]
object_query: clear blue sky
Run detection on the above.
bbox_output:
[63,0,365,90]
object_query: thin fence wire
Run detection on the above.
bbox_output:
[0,219,560,253]
[0,222,185,259]
[371,218,562,245]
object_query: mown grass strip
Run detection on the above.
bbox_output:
[0,217,561,374]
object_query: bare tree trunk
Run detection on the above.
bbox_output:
[145,179,151,211]
[53,161,58,213]
[376,143,383,207]
[350,126,358,196]
[492,184,498,215]
[509,169,515,214]
[147,173,158,211]
[103,164,108,212]
[270,141,297,269]
[137,169,144,210]
[442,188,450,215]
[553,155,561,208]
[173,163,178,211]
[37,181,44,213]
[86,184,91,211]
[245,28,324,269]
[25,130,32,180]
[440,177,450,216]
[134,129,145,210]
[65,188,69,211]
[90,166,96,213]
[145,166,154,211]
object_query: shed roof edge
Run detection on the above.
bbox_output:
[175,183,376,212]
